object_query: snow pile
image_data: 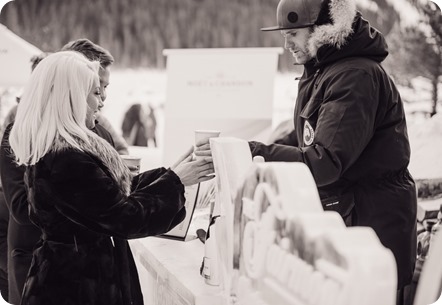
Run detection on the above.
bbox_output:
[408,113,442,180]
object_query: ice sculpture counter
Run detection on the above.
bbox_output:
[130,137,399,305]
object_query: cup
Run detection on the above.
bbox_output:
[121,155,141,175]
[194,130,221,144]
[194,130,220,160]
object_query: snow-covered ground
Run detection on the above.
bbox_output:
[1,68,441,179]
[99,69,300,149]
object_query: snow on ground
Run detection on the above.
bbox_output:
[1,68,441,179]
[101,68,442,179]
[408,113,442,179]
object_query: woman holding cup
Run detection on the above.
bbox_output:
[7,51,214,305]
[193,130,220,161]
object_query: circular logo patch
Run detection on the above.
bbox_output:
[303,121,315,146]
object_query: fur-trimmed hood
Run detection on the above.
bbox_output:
[52,133,132,196]
[307,0,389,66]
[307,0,357,57]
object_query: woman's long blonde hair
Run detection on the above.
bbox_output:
[10,51,100,165]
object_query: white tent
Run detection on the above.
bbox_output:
[0,23,42,87]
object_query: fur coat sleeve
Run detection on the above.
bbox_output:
[27,149,186,239]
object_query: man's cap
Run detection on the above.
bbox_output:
[261,0,324,31]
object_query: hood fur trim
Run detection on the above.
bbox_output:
[308,0,357,57]
[53,133,132,196]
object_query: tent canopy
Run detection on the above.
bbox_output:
[0,23,42,87]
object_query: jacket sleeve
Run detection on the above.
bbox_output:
[249,69,378,187]
[274,129,298,146]
[0,124,34,225]
[37,151,186,239]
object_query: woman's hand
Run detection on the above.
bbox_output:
[194,138,212,159]
[171,146,215,186]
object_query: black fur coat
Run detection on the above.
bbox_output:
[20,137,186,305]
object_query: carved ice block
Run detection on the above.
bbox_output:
[232,163,397,305]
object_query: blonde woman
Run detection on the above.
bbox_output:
[9,51,214,305]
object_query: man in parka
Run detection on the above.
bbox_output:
[249,0,417,301]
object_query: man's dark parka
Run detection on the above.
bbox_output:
[250,3,417,289]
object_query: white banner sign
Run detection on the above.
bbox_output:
[162,47,282,166]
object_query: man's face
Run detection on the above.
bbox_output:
[281,27,313,65]
[98,66,111,108]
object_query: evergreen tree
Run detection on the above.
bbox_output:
[0,0,437,81]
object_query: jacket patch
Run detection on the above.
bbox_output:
[303,121,315,146]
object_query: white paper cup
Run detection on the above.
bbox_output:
[121,155,141,175]
[194,130,221,144]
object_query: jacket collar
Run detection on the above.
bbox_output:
[52,133,132,196]
[307,0,357,58]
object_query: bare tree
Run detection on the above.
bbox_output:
[409,0,442,116]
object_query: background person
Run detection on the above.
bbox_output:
[8,51,214,305]
[61,38,130,155]
[248,0,417,301]
[0,52,49,303]
[121,103,149,146]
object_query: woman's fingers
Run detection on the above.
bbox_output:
[194,142,212,158]
[195,143,211,151]
[197,175,215,183]
[190,158,215,180]
[199,170,215,177]
[197,163,214,174]
[173,153,216,186]
[194,159,214,173]
[194,150,212,157]
[197,157,213,164]
[195,138,210,147]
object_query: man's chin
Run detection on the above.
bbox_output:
[290,50,312,65]
[294,57,311,65]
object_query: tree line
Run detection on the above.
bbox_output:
[0,0,403,71]
[1,0,287,68]
[0,0,440,114]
